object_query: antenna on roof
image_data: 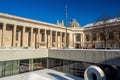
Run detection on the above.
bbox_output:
[65,5,68,48]
[66,5,68,26]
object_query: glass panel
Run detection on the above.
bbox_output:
[41,58,47,68]
[5,61,13,76]
[33,58,43,70]
[48,58,54,69]
[12,60,19,75]
[19,60,29,73]
[63,60,70,74]
[69,61,75,75]
[0,62,4,77]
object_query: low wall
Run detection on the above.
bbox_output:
[48,49,120,66]
[0,48,120,66]
[0,49,48,61]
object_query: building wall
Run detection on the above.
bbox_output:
[84,25,120,49]
[0,13,120,49]
[0,49,119,79]
[0,49,48,61]
[48,49,120,67]
[0,13,77,48]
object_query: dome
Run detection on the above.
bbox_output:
[67,19,81,28]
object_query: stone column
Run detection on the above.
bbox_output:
[2,23,6,47]
[74,34,76,48]
[82,33,85,48]
[69,33,73,48]
[73,34,75,48]
[64,32,66,47]
[97,32,100,41]
[38,29,40,48]
[22,27,25,47]
[29,59,33,71]
[117,31,120,47]
[50,31,52,48]
[55,31,58,48]
[80,34,82,48]
[91,32,93,41]
[60,32,62,48]
[30,28,33,47]
[90,32,93,45]
[13,25,17,47]
[116,31,119,41]
[44,29,47,48]
[66,33,69,48]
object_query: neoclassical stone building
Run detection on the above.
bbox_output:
[0,13,120,80]
[0,13,120,49]
[84,19,120,49]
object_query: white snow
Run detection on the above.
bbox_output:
[83,17,120,28]
[0,69,83,80]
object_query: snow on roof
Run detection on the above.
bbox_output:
[0,69,83,80]
[83,17,120,28]
[83,23,94,27]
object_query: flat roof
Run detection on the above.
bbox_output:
[0,69,83,80]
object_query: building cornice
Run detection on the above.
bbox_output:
[0,12,65,29]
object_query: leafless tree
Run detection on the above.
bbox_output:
[93,14,112,48]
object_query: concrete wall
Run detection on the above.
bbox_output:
[48,49,120,66]
[0,48,120,67]
[0,49,48,61]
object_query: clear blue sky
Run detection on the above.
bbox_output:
[0,0,120,26]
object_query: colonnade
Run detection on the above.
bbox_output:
[84,31,120,48]
[0,23,72,49]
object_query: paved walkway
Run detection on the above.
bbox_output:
[0,69,83,80]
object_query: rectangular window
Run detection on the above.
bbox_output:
[5,61,13,76]
[100,33,104,41]
[19,60,29,73]
[28,32,31,46]
[86,34,89,41]
[93,33,97,41]
[41,33,45,42]
[16,30,19,41]
[12,61,19,75]
[33,58,43,70]
[76,34,80,42]
[52,34,55,42]
[0,62,5,77]
[62,34,64,43]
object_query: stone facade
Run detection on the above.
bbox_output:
[0,13,120,49]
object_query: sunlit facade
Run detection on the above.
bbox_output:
[0,13,120,49]
[0,13,120,79]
